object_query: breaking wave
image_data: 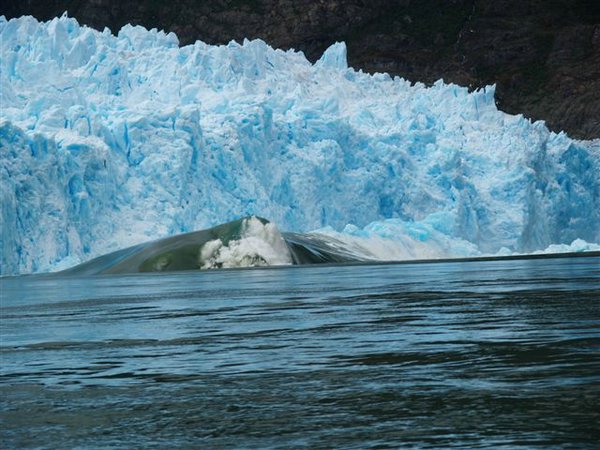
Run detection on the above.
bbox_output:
[58,217,600,275]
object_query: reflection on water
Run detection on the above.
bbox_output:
[1,256,599,448]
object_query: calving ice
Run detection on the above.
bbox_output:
[1,14,599,275]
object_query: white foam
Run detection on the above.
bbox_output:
[200,217,292,269]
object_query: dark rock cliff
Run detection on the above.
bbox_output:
[4,0,600,139]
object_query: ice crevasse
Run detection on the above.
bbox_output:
[1,14,599,275]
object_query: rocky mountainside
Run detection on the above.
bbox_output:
[4,0,600,139]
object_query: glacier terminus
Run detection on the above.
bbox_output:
[1,15,599,275]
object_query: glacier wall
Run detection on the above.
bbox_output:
[1,15,599,275]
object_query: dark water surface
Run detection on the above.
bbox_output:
[1,256,599,448]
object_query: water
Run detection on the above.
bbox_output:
[1,255,599,448]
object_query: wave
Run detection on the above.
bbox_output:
[59,216,600,275]
[63,217,289,275]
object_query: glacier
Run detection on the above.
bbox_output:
[1,14,599,275]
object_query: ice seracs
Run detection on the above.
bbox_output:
[1,15,599,275]
[316,41,347,70]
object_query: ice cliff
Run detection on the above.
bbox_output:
[1,15,599,275]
